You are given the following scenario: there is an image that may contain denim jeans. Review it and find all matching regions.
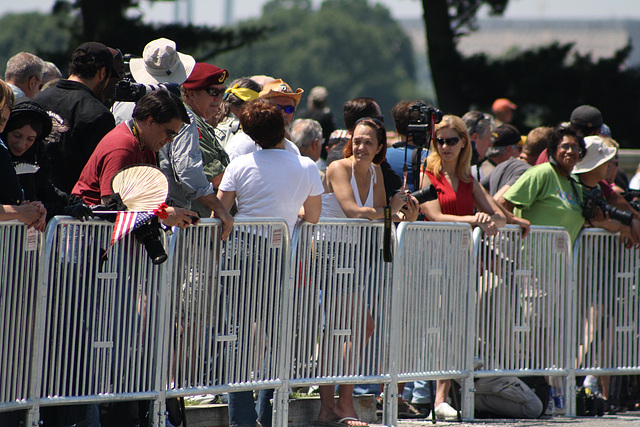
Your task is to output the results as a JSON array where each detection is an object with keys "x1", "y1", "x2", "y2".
[{"x1": 228, "y1": 389, "x2": 273, "y2": 427}]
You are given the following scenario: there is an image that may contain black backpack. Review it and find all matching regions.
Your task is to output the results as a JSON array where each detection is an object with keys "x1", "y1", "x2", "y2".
[{"x1": 576, "y1": 387, "x2": 605, "y2": 416}]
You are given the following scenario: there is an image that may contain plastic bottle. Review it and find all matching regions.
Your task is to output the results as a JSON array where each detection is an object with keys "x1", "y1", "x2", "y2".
[{"x1": 551, "y1": 376, "x2": 565, "y2": 415}]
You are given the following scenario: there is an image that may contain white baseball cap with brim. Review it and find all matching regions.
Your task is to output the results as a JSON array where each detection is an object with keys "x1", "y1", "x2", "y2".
[
  {"x1": 129, "y1": 38, "x2": 195, "y2": 85},
  {"x1": 573, "y1": 135, "x2": 616, "y2": 174}
]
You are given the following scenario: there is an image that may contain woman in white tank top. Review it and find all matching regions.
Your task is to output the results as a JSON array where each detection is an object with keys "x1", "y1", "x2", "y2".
[{"x1": 317, "y1": 117, "x2": 419, "y2": 426}]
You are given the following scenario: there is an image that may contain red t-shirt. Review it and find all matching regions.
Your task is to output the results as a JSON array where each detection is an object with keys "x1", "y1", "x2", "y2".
[
  {"x1": 72, "y1": 122, "x2": 157, "y2": 205},
  {"x1": 426, "y1": 171, "x2": 474, "y2": 215}
]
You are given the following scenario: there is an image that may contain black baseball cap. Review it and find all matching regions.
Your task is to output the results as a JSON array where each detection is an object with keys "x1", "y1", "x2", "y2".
[
  {"x1": 570, "y1": 105, "x2": 603, "y2": 129},
  {"x1": 73, "y1": 42, "x2": 117, "y2": 77},
  {"x1": 491, "y1": 124, "x2": 521, "y2": 147}
]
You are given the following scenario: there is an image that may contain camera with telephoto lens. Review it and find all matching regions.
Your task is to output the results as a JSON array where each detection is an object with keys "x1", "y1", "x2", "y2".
[
  {"x1": 623, "y1": 189, "x2": 640, "y2": 212},
  {"x1": 583, "y1": 186, "x2": 633, "y2": 226},
  {"x1": 133, "y1": 218, "x2": 168, "y2": 265},
  {"x1": 115, "y1": 79, "x2": 181, "y2": 102},
  {"x1": 410, "y1": 184, "x2": 438, "y2": 204},
  {"x1": 407, "y1": 102, "x2": 444, "y2": 148}
]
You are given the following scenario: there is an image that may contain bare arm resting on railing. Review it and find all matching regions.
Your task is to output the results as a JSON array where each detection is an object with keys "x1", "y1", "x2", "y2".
[{"x1": 0, "y1": 201, "x2": 47, "y2": 231}]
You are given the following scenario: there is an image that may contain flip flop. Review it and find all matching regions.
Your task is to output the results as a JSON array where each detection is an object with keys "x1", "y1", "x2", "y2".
[{"x1": 314, "y1": 417, "x2": 369, "y2": 427}]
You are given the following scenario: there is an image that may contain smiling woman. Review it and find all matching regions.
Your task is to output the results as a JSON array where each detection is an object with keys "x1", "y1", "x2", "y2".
[{"x1": 501, "y1": 125, "x2": 586, "y2": 243}]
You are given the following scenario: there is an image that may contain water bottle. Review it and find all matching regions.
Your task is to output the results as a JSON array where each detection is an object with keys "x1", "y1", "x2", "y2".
[{"x1": 550, "y1": 376, "x2": 565, "y2": 415}]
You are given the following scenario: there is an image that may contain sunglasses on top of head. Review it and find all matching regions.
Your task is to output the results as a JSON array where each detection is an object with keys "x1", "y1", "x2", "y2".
[{"x1": 435, "y1": 136, "x2": 461, "y2": 147}]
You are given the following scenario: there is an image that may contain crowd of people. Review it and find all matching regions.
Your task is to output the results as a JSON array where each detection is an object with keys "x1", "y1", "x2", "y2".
[{"x1": 2, "y1": 38, "x2": 640, "y2": 427}]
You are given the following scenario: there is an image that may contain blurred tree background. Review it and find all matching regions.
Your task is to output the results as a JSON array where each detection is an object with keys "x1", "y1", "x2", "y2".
[
  {"x1": 214, "y1": 0, "x2": 419, "y2": 124},
  {"x1": 0, "y1": 0, "x2": 639, "y2": 145}
]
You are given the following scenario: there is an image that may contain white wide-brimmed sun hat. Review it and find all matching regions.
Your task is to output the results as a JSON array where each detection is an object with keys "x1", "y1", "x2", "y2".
[
  {"x1": 573, "y1": 135, "x2": 616, "y2": 174},
  {"x1": 129, "y1": 38, "x2": 195, "y2": 85}
]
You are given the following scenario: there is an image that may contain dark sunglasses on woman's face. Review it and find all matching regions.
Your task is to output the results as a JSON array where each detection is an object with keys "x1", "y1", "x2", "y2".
[
  {"x1": 276, "y1": 104, "x2": 296, "y2": 114},
  {"x1": 435, "y1": 136, "x2": 461, "y2": 146}
]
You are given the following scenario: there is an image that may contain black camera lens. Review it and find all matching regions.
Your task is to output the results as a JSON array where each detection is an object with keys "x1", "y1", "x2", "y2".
[
  {"x1": 133, "y1": 222, "x2": 168, "y2": 265},
  {"x1": 410, "y1": 185, "x2": 438, "y2": 204}
]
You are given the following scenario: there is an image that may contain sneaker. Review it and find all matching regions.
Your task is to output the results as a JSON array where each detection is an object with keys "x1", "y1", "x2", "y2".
[{"x1": 428, "y1": 402, "x2": 458, "y2": 420}]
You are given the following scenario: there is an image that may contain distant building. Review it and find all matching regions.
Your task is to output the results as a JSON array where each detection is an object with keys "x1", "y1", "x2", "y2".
[{"x1": 400, "y1": 18, "x2": 640, "y2": 68}]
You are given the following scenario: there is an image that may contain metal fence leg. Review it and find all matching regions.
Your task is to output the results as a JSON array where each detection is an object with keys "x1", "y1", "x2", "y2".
[
  {"x1": 566, "y1": 372, "x2": 576, "y2": 417},
  {"x1": 27, "y1": 406, "x2": 40, "y2": 427},
  {"x1": 273, "y1": 383, "x2": 290, "y2": 426},
  {"x1": 151, "y1": 395, "x2": 166, "y2": 427},
  {"x1": 461, "y1": 375, "x2": 475, "y2": 421},
  {"x1": 382, "y1": 381, "x2": 398, "y2": 426}
]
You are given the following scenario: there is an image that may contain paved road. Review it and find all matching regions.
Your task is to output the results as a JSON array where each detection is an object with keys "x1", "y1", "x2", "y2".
[{"x1": 368, "y1": 411, "x2": 640, "y2": 426}]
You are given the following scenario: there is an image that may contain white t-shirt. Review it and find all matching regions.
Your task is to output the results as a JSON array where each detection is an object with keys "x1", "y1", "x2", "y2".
[
  {"x1": 226, "y1": 131, "x2": 300, "y2": 161},
  {"x1": 219, "y1": 149, "x2": 324, "y2": 234}
]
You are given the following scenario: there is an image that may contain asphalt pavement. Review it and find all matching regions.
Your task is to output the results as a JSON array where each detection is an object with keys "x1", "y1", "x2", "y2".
[{"x1": 369, "y1": 411, "x2": 640, "y2": 426}]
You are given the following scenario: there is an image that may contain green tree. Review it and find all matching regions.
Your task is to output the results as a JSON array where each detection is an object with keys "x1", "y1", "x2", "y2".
[
  {"x1": 460, "y1": 42, "x2": 640, "y2": 147},
  {"x1": 216, "y1": 0, "x2": 418, "y2": 122},
  {"x1": 420, "y1": 0, "x2": 508, "y2": 114},
  {"x1": 50, "y1": 0, "x2": 268, "y2": 62},
  {"x1": 0, "y1": 12, "x2": 72, "y2": 75}
]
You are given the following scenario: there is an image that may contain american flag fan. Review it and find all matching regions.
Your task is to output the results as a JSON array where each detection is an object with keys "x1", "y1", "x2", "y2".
[
  {"x1": 107, "y1": 164, "x2": 169, "y2": 246},
  {"x1": 110, "y1": 210, "x2": 156, "y2": 246}
]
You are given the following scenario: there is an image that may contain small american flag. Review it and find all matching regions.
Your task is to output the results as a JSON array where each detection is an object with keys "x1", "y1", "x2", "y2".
[{"x1": 110, "y1": 211, "x2": 155, "y2": 245}]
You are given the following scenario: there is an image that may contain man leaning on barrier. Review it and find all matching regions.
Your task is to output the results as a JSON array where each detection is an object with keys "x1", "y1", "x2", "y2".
[{"x1": 72, "y1": 90, "x2": 199, "y2": 229}]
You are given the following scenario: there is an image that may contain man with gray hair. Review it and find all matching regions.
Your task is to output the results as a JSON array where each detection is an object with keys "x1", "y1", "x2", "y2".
[
  {"x1": 4, "y1": 52, "x2": 45, "y2": 102},
  {"x1": 291, "y1": 118, "x2": 323, "y2": 161},
  {"x1": 462, "y1": 110, "x2": 494, "y2": 180}
]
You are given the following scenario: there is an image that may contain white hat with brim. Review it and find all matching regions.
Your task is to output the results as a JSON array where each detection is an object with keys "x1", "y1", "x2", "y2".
[
  {"x1": 573, "y1": 135, "x2": 616, "y2": 174},
  {"x1": 129, "y1": 38, "x2": 195, "y2": 85}
]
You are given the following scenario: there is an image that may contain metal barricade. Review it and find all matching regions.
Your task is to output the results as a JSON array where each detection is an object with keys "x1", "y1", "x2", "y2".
[
  {"x1": 388, "y1": 222, "x2": 476, "y2": 423},
  {"x1": 473, "y1": 225, "x2": 573, "y2": 414},
  {"x1": 288, "y1": 220, "x2": 394, "y2": 402},
  {"x1": 572, "y1": 229, "x2": 640, "y2": 407},
  {"x1": 165, "y1": 219, "x2": 290, "y2": 425},
  {"x1": 0, "y1": 221, "x2": 42, "y2": 421},
  {"x1": 33, "y1": 217, "x2": 168, "y2": 424}
]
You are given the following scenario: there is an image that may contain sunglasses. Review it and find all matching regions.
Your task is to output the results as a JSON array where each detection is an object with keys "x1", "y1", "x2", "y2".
[
  {"x1": 275, "y1": 104, "x2": 296, "y2": 114},
  {"x1": 205, "y1": 87, "x2": 225, "y2": 97},
  {"x1": 435, "y1": 136, "x2": 461, "y2": 146}
]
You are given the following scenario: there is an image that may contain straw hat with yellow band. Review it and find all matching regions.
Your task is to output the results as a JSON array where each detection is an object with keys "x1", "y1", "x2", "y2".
[{"x1": 223, "y1": 84, "x2": 260, "y2": 102}]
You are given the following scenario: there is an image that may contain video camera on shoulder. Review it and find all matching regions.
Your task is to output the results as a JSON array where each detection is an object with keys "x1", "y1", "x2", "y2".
[
  {"x1": 407, "y1": 102, "x2": 444, "y2": 148},
  {"x1": 583, "y1": 186, "x2": 633, "y2": 226},
  {"x1": 115, "y1": 79, "x2": 182, "y2": 103}
]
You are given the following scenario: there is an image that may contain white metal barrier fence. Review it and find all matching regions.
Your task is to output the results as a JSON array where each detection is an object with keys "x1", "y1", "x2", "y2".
[
  {"x1": 288, "y1": 220, "x2": 395, "y2": 388},
  {"x1": 164, "y1": 219, "x2": 291, "y2": 425},
  {"x1": 35, "y1": 217, "x2": 169, "y2": 424},
  {"x1": 387, "y1": 222, "x2": 475, "y2": 423},
  {"x1": 2, "y1": 218, "x2": 639, "y2": 425},
  {"x1": 473, "y1": 225, "x2": 574, "y2": 415},
  {"x1": 0, "y1": 221, "x2": 41, "y2": 417},
  {"x1": 572, "y1": 229, "x2": 640, "y2": 411}
]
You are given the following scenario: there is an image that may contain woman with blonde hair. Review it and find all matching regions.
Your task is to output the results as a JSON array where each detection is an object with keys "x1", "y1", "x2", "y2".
[
  {"x1": 419, "y1": 114, "x2": 505, "y2": 235},
  {"x1": 418, "y1": 114, "x2": 505, "y2": 420}
]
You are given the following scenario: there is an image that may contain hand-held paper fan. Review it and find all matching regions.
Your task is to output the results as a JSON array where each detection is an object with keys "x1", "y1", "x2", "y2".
[{"x1": 110, "y1": 164, "x2": 168, "y2": 211}]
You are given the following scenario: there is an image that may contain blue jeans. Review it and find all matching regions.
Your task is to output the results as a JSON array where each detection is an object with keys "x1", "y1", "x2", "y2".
[{"x1": 228, "y1": 389, "x2": 273, "y2": 427}]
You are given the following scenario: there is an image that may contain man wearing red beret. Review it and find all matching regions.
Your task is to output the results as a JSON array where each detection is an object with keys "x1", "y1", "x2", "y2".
[{"x1": 157, "y1": 62, "x2": 233, "y2": 235}]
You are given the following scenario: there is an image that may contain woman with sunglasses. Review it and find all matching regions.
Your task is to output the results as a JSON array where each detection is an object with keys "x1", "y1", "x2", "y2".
[
  {"x1": 317, "y1": 117, "x2": 419, "y2": 427},
  {"x1": 419, "y1": 115, "x2": 505, "y2": 235},
  {"x1": 417, "y1": 114, "x2": 505, "y2": 420}
]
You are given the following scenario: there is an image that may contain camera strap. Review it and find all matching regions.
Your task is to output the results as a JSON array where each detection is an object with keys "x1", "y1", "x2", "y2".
[
  {"x1": 411, "y1": 146, "x2": 423, "y2": 191},
  {"x1": 383, "y1": 206, "x2": 393, "y2": 262}
]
